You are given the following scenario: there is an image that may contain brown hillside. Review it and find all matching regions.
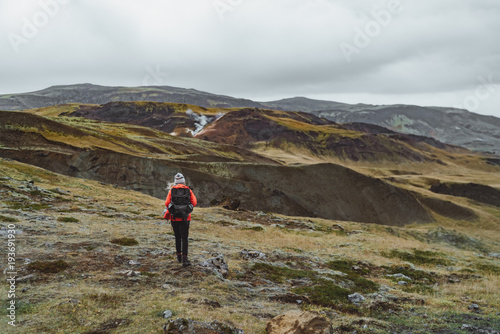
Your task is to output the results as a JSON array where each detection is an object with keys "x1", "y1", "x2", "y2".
[
  {"x1": 0, "y1": 110, "x2": 436, "y2": 225},
  {"x1": 196, "y1": 108, "x2": 467, "y2": 164}
]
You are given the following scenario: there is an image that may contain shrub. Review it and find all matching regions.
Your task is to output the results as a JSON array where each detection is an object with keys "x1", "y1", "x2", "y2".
[
  {"x1": 327, "y1": 260, "x2": 379, "y2": 293},
  {"x1": 327, "y1": 260, "x2": 370, "y2": 276},
  {"x1": 110, "y1": 237, "x2": 139, "y2": 246},
  {"x1": 242, "y1": 226, "x2": 264, "y2": 231},
  {"x1": 57, "y1": 216, "x2": 79, "y2": 223},
  {"x1": 7, "y1": 201, "x2": 50, "y2": 211},
  {"x1": 27, "y1": 259, "x2": 70, "y2": 273},
  {"x1": 292, "y1": 279, "x2": 358, "y2": 313},
  {"x1": 250, "y1": 263, "x2": 314, "y2": 283},
  {"x1": 0, "y1": 215, "x2": 18, "y2": 223},
  {"x1": 87, "y1": 293, "x2": 125, "y2": 308},
  {"x1": 384, "y1": 249, "x2": 450, "y2": 266},
  {"x1": 474, "y1": 262, "x2": 500, "y2": 275}
]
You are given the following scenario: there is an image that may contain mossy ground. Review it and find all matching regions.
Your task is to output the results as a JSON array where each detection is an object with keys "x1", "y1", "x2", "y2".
[
  {"x1": 110, "y1": 237, "x2": 139, "y2": 246},
  {"x1": 57, "y1": 216, "x2": 80, "y2": 223},
  {"x1": 27, "y1": 260, "x2": 70, "y2": 273},
  {"x1": 0, "y1": 158, "x2": 499, "y2": 333}
]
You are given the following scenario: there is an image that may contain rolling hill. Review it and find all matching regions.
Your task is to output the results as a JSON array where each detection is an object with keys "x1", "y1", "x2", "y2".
[
  {"x1": 1, "y1": 84, "x2": 500, "y2": 153},
  {"x1": 1, "y1": 103, "x2": 499, "y2": 227}
]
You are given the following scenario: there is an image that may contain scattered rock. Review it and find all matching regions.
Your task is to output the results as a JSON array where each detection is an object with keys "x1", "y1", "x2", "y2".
[
  {"x1": 269, "y1": 293, "x2": 311, "y2": 305},
  {"x1": 367, "y1": 300, "x2": 401, "y2": 312},
  {"x1": 128, "y1": 260, "x2": 141, "y2": 265},
  {"x1": 163, "y1": 310, "x2": 173, "y2": 319},
  {"x1": 116, "y1": 270, "x2": 141, "y2": 277},
  {"x1": 386, "y1": 273, "x2": 412, "y2": 281},
  {"x1": 460, "y1": 324, "x2": 500, "y2": 334},
  {"x1": 488, "y1": 253, "x2": 500, "y2": 259},
  {"x1": 468, "y1": 303, "x2": 480, "y2": 311},
  {"x1": 348, "y1": 293, "x2": 366, "y2": 304},
  {"x1": 240, "y1": 249, "x2": 266, "y2": 260},
  {"x1": 200, "y1": 254, "x2": 229, "y2": 278},
  {"x1": 426, "y1": 227, "x2": 488, "y2": 253},
  {"x1": 186, "y1": 298, "x2": 222, "y2": 308},
  {"x1": 16, "y1": 273, "x2": 38, "y2": 283},
  {"x1": 232, "y1": 281, "x2": 253, "y2": 289},
  {"x1": 163, "y1": 318, "x2": 243, "y2": 334},
  {"x1": 266, "y1": 310, "x2": 332, "y2": 334},
  {"x1": 84, "y1": 318, "x2": 130, "y2": 334},
  {"x1": 314, "y1": 268, "x2": 347, "y2": 277},
  {"x1": 162, "y1": 284, "x2": 175, "y2": 291},
  {"x1": 398, "y1": 281, "x2": 408, "y2": 286}
]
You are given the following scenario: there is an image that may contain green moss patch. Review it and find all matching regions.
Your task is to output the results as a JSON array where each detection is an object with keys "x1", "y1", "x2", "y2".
[
  {"x1": 327, "y1": 260, "x2": 370, "y2": 276},
  {"x1": 57, "y1": 216, "x2": 79, "y2": 223},
  {"x1": 327, "y1": 260, "x2": 379, "y2": 293},
  {"x1": 86, "y1": 293, "x2": 125, "y2": 309},
  {"x1": 0, "y1": 215, "x2": 18, "y2": 222},
  {"x1": 401, "y1": 284, "x2": 435, "y2": 295},
  {"x1": 346, "y1": 275, "x2": 379, "y2": 294},
  {"x1": 250, "y1": 263, "x2": 314, "y2": 283},
  {"x1": 7, "y1": 201, "x2": 51, "y2": 211},
  {"x1": 27, "y1": 259, "x2": 70, "y2": 273},
  {"x1": 474, "y1": 261, "x2": 500, "y2": 275},
  {"x1": 242, "y1": 226, "x2": 264, "y2": 231},
  {"x1": 110, "y1": 237, "x2": 139, "y2": 246},
  {"x1": 293, "y1": 279, "x2": 351, "y2": 306},
  {"x1": 384, "y1": 249, "x2": 450, "y2": 266},
  {"x1": 251, "y1": 262, "x2": 377, "y2": 312}
]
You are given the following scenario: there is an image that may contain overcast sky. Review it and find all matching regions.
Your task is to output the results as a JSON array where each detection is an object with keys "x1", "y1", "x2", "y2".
[{"x1": 1, "y1": 0, "x2": 499, "y2": 117}]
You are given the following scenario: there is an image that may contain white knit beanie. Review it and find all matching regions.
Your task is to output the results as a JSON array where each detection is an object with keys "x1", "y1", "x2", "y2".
[{"x1": 174, "y1": 173, "x2": 185, "y2": 184}]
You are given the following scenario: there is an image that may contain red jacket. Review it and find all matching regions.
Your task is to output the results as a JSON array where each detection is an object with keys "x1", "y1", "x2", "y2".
[{"x1": 164, "y1": 184, "x2": 197, "y2": 221}]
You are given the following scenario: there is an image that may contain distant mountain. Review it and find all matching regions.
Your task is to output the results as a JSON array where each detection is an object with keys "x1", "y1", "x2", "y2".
[
  {"x1": 310, "y1": 105, "x2": 500, "y2": 154},
  {"x1": 263, "y1": 98, "x2": 500, "y2": 154},
  {"x1": 0, "y1": 83, "x2": 265, "y2": 111},
  {"x1": 1, "y1": 84, "x2": 499, "y2": 153},
  {"x1": 260, "y1": 96, "x2": 352, "y2": 113}
]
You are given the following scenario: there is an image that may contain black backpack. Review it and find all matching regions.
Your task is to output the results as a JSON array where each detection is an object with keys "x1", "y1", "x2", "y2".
[{"x1": 168, "y1": 187, "x2": 193, "y2": 221}]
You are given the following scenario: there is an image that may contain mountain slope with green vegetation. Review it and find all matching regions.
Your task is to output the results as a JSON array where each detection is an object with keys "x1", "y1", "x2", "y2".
[
  {"x1": 2, "y1": 83, "x2": 499, "y2": 153},
  {"x1": 1, "y1": 106, "x2": 499, "y2": 227}
]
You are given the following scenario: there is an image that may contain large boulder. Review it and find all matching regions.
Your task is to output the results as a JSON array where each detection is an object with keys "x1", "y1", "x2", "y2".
[{"x1": 266, "y1": 311, "x2": 332, "y2": 334}]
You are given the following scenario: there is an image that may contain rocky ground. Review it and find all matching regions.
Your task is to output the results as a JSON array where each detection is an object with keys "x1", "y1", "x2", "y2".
[{"x1": 1, "y1": 159, "x2": 499, "y2": 333}]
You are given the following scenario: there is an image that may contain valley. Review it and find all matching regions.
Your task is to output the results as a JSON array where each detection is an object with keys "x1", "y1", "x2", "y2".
[{"x1": 0, "y1": 97, "x2": 499, "y2": 333}]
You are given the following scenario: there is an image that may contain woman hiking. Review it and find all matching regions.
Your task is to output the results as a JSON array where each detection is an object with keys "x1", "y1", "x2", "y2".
[{"x1": 164, "y1": 173, "x2": 197, "y2": 267}]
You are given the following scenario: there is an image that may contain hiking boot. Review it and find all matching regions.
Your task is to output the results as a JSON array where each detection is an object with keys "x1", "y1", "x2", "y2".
[
  {"x1": 176, "y1": 253, "x2": 182, "y2": 263},
  {"x1": 182, "y1": 256, "x2": 191, "y2": 267}
]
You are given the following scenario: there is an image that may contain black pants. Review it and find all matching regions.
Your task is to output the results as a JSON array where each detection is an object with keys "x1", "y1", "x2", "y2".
[{"x1": 170, "y1": 220, "x2": 190, "y2": 256}]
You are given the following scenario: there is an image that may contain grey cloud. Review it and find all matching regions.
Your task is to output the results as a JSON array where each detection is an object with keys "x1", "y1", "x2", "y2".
[{"x1": 0, "y1": 0, "x2": 498, "y2": 116}]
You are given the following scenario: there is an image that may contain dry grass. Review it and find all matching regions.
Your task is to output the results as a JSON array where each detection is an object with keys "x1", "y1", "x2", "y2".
[{"x1": 1, "y1": 156, "x2": 499, "y2": 333}]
